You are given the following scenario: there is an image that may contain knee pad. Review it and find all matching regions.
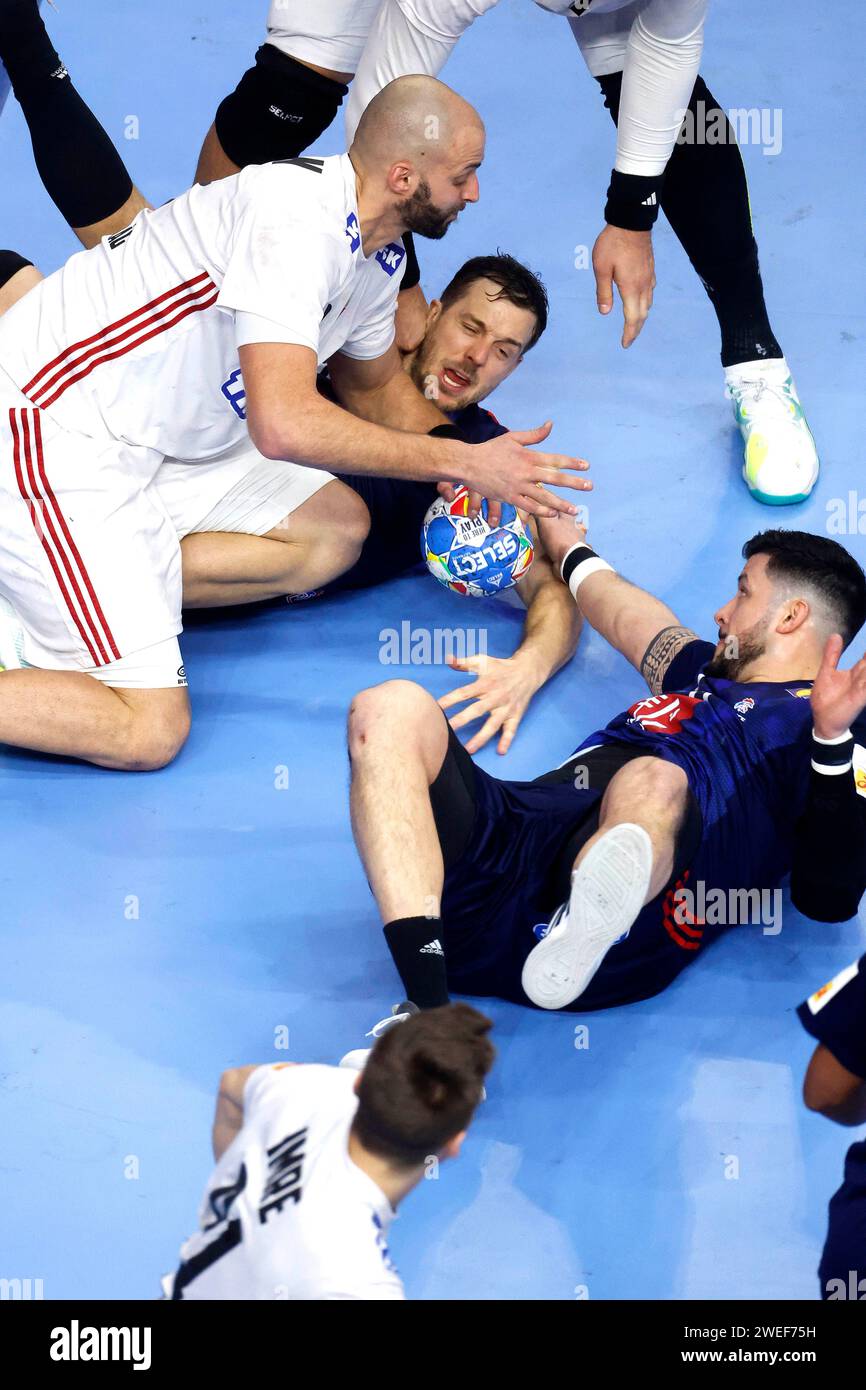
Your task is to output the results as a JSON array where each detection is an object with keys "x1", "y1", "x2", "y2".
[
  {"x1": 215, "y1": 43, "x2": 348, "y2": 168},
  {"x1": 0, "y1": 249, "x2": 34, "y2": 292}
]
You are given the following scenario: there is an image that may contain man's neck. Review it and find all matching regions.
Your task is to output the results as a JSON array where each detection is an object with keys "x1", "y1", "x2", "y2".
[
  {"x1": 347, "y1": 1129, "x2": 424, "y2": 1210},
  {"x1": 349, "y1": 152, "x2": 407, "y2": 258},
  {"x1": 739, "y1": 653, "x2": 821, "y2": 685}
]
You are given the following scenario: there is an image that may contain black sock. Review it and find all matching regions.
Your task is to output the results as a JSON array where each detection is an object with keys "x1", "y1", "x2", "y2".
[
  {"x1": 383, "y1": 917, "x2": 450, "y2": 1010},
  {"x1": 0, "y1": 1, "x2": 133, "y2": 228},
  {"x1": 596, "y1": 72, "x2": 783, "y2": 369}
]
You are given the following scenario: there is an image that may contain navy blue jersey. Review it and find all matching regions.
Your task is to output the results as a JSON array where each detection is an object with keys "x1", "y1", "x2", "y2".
[
  {"x1": 798, "y1": 957, "x2": 866, "y2": 1299},
  {"x1": 573, "y1": 638, "x2": 866, "y2": 898}
]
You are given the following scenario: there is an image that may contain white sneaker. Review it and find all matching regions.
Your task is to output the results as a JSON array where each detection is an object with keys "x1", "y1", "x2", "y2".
[
  {"x1": 339, "y1": 1001, "x2": 419, "y2": 1071},
  {"x1": 725, "y1": 357, "x2": 819, "y2": 505},
  {"x1": 521, "y1": 823, "x2": 653, "y2": 1010},
  {"x1": 0, "y1": 592, "x2": 28, "y2": 672}
]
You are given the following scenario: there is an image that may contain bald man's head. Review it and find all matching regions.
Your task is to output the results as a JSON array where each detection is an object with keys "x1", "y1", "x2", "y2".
[{"x1": 350, "y1": 76, "x2": 485, "y2": 241}]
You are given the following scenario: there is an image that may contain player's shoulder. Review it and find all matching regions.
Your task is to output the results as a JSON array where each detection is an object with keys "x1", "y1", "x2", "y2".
[
  {"x1": 244, "y1": 1060, "x2": 355, "y2": 1119},
  {"x1": 451, "y1": 401, "x2": 509, "y2": 443}
]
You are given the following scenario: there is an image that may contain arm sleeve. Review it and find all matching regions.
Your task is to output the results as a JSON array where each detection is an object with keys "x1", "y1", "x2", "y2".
[
  {"x1": 790, "y1": 727, "x2": 866, "y2": 924},
  {"x1": 345, "y1": 0, "x2": 503, "y2": 141},
  {"x1": 570, "y1": 0, "x2": 706, "y2": 174},
  {"x1": 797, "y1": 955, "x2": 866, "y2": 1080}
]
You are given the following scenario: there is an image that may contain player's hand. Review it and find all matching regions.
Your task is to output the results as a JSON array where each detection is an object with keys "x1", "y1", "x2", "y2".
[
  {"x1": 458, "y1": 422, "x2": 591, "y2": 519},
  {"x1": 592, "y1": 225, "x2": 655, "y2": 348},
  {"x1": 439, "y1": 652, "x2": 540, "y2": 755},
  {"x1": 536, "y1": 512, "x2": 589, "y2": 573},
  {"x1": 436, "y1": 481, "x2": 502, "y2": 530},
  {"x1": 395, "y1": 283, "x2": 429, "y2": 354},
  {"x1": 810, "y1": 634, "x2": 866, "y2": 740}
]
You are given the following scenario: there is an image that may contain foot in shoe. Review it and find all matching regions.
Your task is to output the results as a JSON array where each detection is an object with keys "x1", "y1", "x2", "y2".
[
  {"x1": 521, "y1": 823, "x2": 653, "y2": 1011},
  {"x1": 725, "y1": 357, "x2": 819, "y2": 505},
  {"x1": 339, "y1": 1000, "x2": 419, "y2": 1071}
]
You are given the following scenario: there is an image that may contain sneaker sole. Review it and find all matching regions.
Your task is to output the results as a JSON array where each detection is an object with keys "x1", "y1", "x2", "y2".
[{"x1": 521, "y1": 823, "x2": 653, "y2": 1010}]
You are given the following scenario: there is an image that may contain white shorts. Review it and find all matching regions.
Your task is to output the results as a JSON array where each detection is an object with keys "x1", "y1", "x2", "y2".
[
  {"x1": 0, "y1": 370, "x2": 184, "y2": 688},
  {"x1": 154, "y1": 440, "x2": 335, "y2": 540},
  {"x1": 266, "y1": 0, "x2": 384, "y2": 75}
]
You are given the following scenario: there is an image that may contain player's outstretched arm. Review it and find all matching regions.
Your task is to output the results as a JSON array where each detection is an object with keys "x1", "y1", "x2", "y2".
[
  {"x1": 439, "y1": 530, "x2": 582, "y2": 755},
  {"x1": 241, "y1": 342, "x2": 590, "y2": 516},
  {"x1": 537, "y1": 513, "x2": 697, "y2": 693}
]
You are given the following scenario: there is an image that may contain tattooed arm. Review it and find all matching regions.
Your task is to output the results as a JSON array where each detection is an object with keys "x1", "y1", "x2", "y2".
[{"x1": 536, "y1": 515, "x2": 699, "y2": 693}]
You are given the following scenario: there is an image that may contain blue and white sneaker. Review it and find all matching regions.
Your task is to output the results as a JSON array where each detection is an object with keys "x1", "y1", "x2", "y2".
[
  {"x1": 339, "y1": 1001, "x2": 419, "y2": 1071},
  {"x1": 725, "y1": 358, "x2": 819, "y2": 505},
  {"x1": 521, "y1": 823, "x2": 653, "y2": 1010}
]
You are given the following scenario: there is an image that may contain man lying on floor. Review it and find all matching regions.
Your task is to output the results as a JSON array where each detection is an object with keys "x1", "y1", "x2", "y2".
[{"x1": 343, "y1": 522, "x2": 866, "y2": 1054}]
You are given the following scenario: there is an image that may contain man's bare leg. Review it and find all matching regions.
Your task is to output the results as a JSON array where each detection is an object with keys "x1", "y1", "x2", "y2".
[
  {"x1": 0, "y1": 262, "x2": 42, "y2": 315},
  {"x1": 194, "y1": 56, "x2": 352, "y2": 184},
  {"x1": 522, "y1": 756, "x2": 691, "y2": 1009},
  {"x1": 348, "y1": 681, "x2": 449, "y2": 924},
  {"x1": 180, "y1": 479, "x2": 371, "y2": 607},
  {"x1": 574, "y1": 756, "x2": 689, "y2": 900},
  {"x1": 194, "y1": 123, "x2": 241, "y2": 185},
  {"x1": 0, "y1": 671, "x2": 190, "y2": 770}
]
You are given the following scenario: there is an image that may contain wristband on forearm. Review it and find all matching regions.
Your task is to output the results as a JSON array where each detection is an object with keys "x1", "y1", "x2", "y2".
[
  {"x1": 604, "y1": 169, "x2": 664, "y2": 232},
  {"x1": 561, "y1": 542, "x2": 614, "y2": 600},
  {"x1": 810, "y1": 727, "x2": 855, "y2": 776}
]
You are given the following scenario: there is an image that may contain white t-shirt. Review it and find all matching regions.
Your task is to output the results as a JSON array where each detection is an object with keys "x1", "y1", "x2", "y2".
[
  {"x1": 0, "y1": 155, "x2": 405, "y2": 461},
  {"x1": 163, "y1": 1064, "x2": 405, "y2": 1301}
]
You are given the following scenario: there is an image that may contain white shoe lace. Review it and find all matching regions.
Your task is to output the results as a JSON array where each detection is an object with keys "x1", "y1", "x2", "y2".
[{"x1": 728, "y1": 375, "x2": 798, "y2": 424}]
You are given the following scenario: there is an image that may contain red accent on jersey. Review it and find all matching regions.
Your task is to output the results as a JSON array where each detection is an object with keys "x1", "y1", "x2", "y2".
[
  {"x1": 627, "y1": 692, "x2": 702, "y2": 736},
  {"x1": 25, "y1": 273, "x2": 218, "y2": 408},
  {"x1": 10, "y1": 408, "x2": 120, "y2": 666}
]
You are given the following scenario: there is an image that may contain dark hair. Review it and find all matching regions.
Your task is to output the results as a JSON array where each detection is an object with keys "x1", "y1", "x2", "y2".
[
  {"x1": 743, "y1": 529, "x2": 866, "y2": 647},
  {"x1": 352, "y1": 1003, "x2": 495, "y2": 1168},
  {"x1": 438, "y1": 252, "x2": 549, "y2": 351}
]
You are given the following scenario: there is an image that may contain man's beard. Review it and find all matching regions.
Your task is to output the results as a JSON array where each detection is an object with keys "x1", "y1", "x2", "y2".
[
  {"x1": 704, "y1": 619, "x2": 769, "y2": 681},
  {"x1": 403, "y1": 178, "x2": 457, "y2": 240}
]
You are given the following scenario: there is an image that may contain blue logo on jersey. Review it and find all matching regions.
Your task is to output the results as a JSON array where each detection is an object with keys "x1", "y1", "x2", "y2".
[
  {"x1": 376, "y1": 242, "x2": 405, "y2": 276},
  {"x1": 345, "y1": 212, "x2": 361, "y2": 253},
  {"x1": 221, "y1": 367, "x2": 246, "y2": 420}
]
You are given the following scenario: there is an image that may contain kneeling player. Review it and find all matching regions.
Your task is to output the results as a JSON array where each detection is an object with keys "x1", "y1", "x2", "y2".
[
  {"x1": 162, "y1": 1003, "x2": 493, "y2": 1300},
  {"x1": 346, "y1": 527, "x2": 866, "y2": 1036}
]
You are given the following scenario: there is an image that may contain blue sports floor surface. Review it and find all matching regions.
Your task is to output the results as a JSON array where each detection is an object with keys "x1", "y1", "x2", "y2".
[{"x1": 1, "y1": 0, "x2": 864, "y2": 1299}]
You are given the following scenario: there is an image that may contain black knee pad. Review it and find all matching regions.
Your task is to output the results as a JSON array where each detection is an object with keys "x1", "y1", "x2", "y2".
[
  {"x1": 0, "y1": 249, "x2": 33, "y2": 291},
  {"x1": 215, "y1": 43, "x2": 348, "y2": 168}
]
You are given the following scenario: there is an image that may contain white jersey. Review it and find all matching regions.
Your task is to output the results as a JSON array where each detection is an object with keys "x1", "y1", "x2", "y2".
[
  {"x1": 0, "y1": 155, "x2": 405, "y2": 462},
  {"x1": 163, "y1": 1065, "x2": 405, "y2": 1301}
]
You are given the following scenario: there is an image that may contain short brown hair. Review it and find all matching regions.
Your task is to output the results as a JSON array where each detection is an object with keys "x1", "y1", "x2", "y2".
[
  {"x1": 352, "y1": 1003, "x2": 495, "y2": 1167},
  {"x1": 439, "y1": 253, "x2": 549, "y2": 351}
]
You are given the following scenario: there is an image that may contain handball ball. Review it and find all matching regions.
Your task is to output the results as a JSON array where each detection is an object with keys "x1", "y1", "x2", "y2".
[{"x1": 421, "y1": 487, "x2": 534, "y2": 597}]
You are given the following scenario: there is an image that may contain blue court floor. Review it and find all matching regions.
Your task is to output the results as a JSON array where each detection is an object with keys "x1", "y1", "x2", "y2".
[{"x1": 1, "y1": 0, "x2": 864, "y2": 1300}]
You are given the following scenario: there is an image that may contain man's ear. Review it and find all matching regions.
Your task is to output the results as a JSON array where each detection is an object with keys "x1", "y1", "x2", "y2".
[
  {"x1": 425, "y1": 298, "x2": 443, "y2": 332},
  {"x1": 387, "y1": 160, "x2": 416, "y2": 197},
  {"x1": 353, "y1": 1072, "x2": 362, "y2": 1095},
  {"x1": 439, "y1": 1129, "x2": 467, "y2": 1161},
  {"x1": 778, "y1": 597, "x2": 811, "y2": 634}
]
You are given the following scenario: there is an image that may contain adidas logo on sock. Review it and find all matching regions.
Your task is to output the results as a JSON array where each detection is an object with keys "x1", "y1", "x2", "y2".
[{"x1": 420, "y1": 939, "x2": 443, "y2": 956}]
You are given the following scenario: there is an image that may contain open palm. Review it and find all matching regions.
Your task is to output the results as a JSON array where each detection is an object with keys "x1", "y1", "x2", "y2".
[{"x1": 811, "y1": 634, "x2": 866, "y2": 740}]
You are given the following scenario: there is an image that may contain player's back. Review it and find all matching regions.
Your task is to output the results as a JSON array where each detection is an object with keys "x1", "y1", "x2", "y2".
[
  {"x1": 0, "y1": 160, "x2": 353, "y2": 461},
  {"x1": 164, "y1": 1064, "x2": 405, "y2": 1301}
]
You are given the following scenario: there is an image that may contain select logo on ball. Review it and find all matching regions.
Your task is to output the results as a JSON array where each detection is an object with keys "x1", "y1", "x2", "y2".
[{"x1": 421, "y1": 487, "x2": 534, "y2": 597}]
